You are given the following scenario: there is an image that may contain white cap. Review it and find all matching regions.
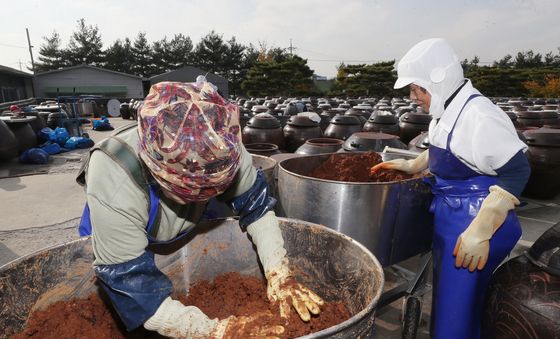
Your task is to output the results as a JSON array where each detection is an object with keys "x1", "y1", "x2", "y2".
[{"x1": 394, "y1": 38, "x2": 465, "y2": 118}]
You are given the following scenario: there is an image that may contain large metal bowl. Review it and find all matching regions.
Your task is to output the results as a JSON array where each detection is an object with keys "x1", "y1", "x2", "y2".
[
  {"x1": 277, "y1": 152, "x2": 433, "y2": 267},
  {"x1": 0, "y1": 218, "x2": 384, "y2": 339}
]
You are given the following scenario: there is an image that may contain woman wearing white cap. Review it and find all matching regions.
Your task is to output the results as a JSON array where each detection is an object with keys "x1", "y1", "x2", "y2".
[{"x1": 371, "y1": 38, "x2": 530, "y2": 339}]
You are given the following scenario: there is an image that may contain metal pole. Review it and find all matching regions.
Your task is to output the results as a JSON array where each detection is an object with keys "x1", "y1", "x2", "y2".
[
  {"x1": 26, "y1": 28, "x2": 35, "y2": 73},
  {"x1": 26, "y1": 28, "x2": 37, "y2": 98}
]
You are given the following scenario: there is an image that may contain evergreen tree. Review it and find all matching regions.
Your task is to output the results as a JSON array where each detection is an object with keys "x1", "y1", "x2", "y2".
[
  {"x1": 493, "y1": 54, "x2": 514, "y2": 68},
  {"x1": 66, "y1": 18, "x2": 104, "y2": 66},
  {"x1": 105, "y1": 38, "x2": 134, "y2": 74},
  {"x1": 333, "y1": 61, "x2": 398, "y2": 97},
  {"x1": 224, "y1": 37, "x2": 246, "y2": 96},
  {"x1": 131, "y1": 32, "x2": 153, "y2": 78},
  {"x1": 151, "y1": 34, "x2": 194, "y2": 75},
  {"x1": 151, "y1": 37, "x2": 171, "y2": 75},
  {"x1": 167, "y1": 34, "x2": 193, "y2": 69},
  {"x1": 194, "y1": 31, "x2": 228, "y2": 75},
  {"x1": 514, "y1": 50, "x2": 543, "y2": 68},
  {"x1": 34, "y1": 31, "x2": 68, "y2": 72},
  {"x1": 241, "y1": 55, "x2": 314, "y2": 97}
]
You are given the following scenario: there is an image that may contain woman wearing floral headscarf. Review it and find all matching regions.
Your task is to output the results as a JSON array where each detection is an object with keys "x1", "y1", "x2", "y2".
[{"x1": 77, "y1": 79, "x2": 323, "y2": 338}]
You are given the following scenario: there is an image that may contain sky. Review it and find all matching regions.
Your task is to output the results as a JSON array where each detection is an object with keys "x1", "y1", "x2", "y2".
[{"x1": 1, "y1": 0, "x2": 559, "y2": 78}]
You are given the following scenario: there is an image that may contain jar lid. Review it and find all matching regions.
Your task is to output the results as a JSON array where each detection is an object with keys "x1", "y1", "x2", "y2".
[
  {"x1": 368, "y1": 111, "x2": 398, "y2": 124},
  {"x1": 287, "y1": 115, "x2": 319, "y2": 127},
  {"x1": 343, "y1": 132, "x2": 407, "y2": 152},
  {"x1": 540, "y1": 110, "x2": 559, "y2": 119},
  {"x1": 399, "y1": 112, "x2": 432, "y2": 125},
  {"x1": 330, "y1": 114, "x2": 362, "y2": 125},
  {"x1": 523, "y1": 128, "x2": 560, "y2": 146},
  {"x1": 526, "y1": 222, "x2": 560, "y2": 276},
  {"x1": 516, "y1": 111, "x2": 542, "y2": 119},
  {"x1": 246, "y1": 113, "x2": 281, "y2": 129},
  {"x1": 251, "y1": 105, "x2": 270, "y2": 113}
]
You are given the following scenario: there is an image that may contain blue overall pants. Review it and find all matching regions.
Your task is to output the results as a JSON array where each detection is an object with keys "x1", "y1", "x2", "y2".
[{"x1": 427, "y1": 94, "x2": 522, "y2": 339}]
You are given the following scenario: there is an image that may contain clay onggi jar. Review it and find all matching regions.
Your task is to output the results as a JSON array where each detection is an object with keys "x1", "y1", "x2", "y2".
[
  {"x1": 521, "y1": 128, "x2": 560, "y2": 199},
  {"x1": 242, "y1": 113, "x2": 285, "y2": 149},
  {"x1": 283, "y1": 115, "x2": 322, "y2": 152},
  {"x1": 363, "y1": 111, "x2": 399, "y2": 136},
  {"x1": 398, "y1": 112, "x2": 431, "y2": 145},
  {"x1": 323, "y1": 114, "x2": 362, "y2": 141}
]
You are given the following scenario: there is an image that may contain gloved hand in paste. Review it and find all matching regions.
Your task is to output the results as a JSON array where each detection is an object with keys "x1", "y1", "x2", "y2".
[
  {"x1": 370, "y1": 149, "x2": 429, "y2": 175},
  {"x1": 453, "y1": 185, "x2": 520, "y2": 272},
  {"x1": 144, "y1": 297, "x2": 284, "y2": 338},
  {"x1": 247, "y1": 211, "x2": 324, "y2": 321}
]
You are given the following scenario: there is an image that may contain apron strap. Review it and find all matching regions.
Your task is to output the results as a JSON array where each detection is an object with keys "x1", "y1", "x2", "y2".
[{"x1": 446, "y1": 94, "x2": 481, "y2": 149}]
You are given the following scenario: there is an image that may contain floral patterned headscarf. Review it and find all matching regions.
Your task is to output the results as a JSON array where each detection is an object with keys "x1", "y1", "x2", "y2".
[{"x1": 138, "y1": 81, "x2": 241, "y2": 202}]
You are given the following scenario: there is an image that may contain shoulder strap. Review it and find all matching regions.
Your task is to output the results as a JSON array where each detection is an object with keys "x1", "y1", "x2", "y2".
[{"x1": 76, "y1": 122, "x2": 162, "y2": 237}]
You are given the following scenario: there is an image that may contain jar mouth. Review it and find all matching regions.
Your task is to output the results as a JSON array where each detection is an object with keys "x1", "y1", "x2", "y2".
[
  {"x1": 244, "y1": 143, "x2": 279, "y2": 151},
  {"x1": 306, "y1": 138, "x2": 344, "y2": 146}
]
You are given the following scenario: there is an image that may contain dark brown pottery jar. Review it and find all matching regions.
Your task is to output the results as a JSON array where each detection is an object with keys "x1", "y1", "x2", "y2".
[
  {"x1": 408, "y1": 131, "x2": 430, "y2": 153},
  {"x1": 482, "y1": 223, "x2": 560, "y2": 339},
  {"x1": 339, "y1": 132, "x2": 407, "y2": 153},
  {"x1": 244, "y1": 143, "x2": 281, "y2": 157},
  {"x1": 0, "y1": 119, "x2": 18, "y2": 161},
  {"x1": 398, "y1": 112, "x2": 432, "y2": 144},
  {"x1": 522, "y1": 128, "x2": 560, "y2": 199},
  {"x1": 24, "y1": 112, "x2": 47, "y2": 133},
  {"x1": 323, "y1": 114, "x2": 362, "y2": 140},
  {"x1": 516, "y1": 111, "x2": 544, "y2": 128},
  {"x1": 540, "y1": 110, "x2": 559, "y2": 126},
  {"x1": 363, "y1": 111, "x2": 399, "y2": 136},
  {"x1": 344, "y1": 108, "x2": 368, "y2": 125},
  {"x1": 295, "y1": 138, "x2": 343, "y2": 155},
  {"x1": 283, "y1": 115, "x2": 322, "y2": 152},
  {"x1": 4, "y1": 117, "x2": 38, "y2": 153},
  {"x1": 242, "y1": 113, "x2": 285, "y2": 149}
]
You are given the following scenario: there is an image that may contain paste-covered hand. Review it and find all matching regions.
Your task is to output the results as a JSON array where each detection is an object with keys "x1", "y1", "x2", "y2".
[
  {"x1": 247, "y1": 211, "x2": 324, "y2": 321},
  {"x1": 370, "y1": 150, "x2": 429, "y2": 175},
  {"x1": 145, "y1": 297, "x2": 284, "y2": 338},
  {"x1": 213, "y1": 313, "x2": 285, "y2": 338},
  {"x1": 453, "y1": 185, "x2": 520, "y2": 272},
  {"x1": 266, "y1": 258, "x2": 324, "y2": 321}
]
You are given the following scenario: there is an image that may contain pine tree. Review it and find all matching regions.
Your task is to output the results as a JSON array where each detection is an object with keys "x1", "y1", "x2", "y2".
[
  {"x1": 66, "y1": 18, "x2": 104, "y2": 66},
  {"x1": 131, "y1": 32, "x2": 153, "y2": 78},
  {"x1": 105, "y1": 38, "x2": 134, "y2": 74},
  {"x1": 34, "y1": 31, "x2": 68, "y2": 72},
  {"x1": 194, "y1": 31, "x2": 228, "y2": 75}
]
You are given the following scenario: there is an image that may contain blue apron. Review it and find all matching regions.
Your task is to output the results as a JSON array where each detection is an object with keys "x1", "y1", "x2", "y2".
[{"x1": 427, "y1": 94, "x2": 522, "y2": 339}]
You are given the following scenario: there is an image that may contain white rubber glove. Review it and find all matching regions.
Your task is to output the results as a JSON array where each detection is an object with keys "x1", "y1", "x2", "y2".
[
  {"x1": 144, "y1": 297, "x2": 284, "y2": 338},
  {"x1": 144, "y1": 297, "x2": 218, "y2": 338},
  {"x1": 453, "y1": 185, "x2": 520, "y2": 272},
  {"x1": 247, "y1": 211, "x2": 324, "y2": 322},
  {"x1": 370, "y1": 149, "x2": 429, "y2": 175}
]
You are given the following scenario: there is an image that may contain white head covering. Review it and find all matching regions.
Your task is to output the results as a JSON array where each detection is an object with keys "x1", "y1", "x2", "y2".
[{"x1": 394, "y1": 38, "x2": 465, "y2": 119}]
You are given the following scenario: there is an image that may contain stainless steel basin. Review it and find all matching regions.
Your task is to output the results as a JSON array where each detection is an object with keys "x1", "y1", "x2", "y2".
[{"x1": 277, "y1": 152, "x2": 433, "y2": 267}]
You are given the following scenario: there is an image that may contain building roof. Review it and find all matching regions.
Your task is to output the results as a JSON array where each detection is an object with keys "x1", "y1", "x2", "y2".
[
  {"x1": 0, "y1": 64, "x2": 33, "y2": 77},
  {"x1": 149, "y1": 66, "x2": 228, "y2": 83},
  {"x1": 35, "y1": 64, "x2": 142, "y2": 79}
]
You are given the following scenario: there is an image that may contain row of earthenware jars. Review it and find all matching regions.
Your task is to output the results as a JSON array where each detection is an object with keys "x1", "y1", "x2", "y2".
[{"x1": 242, "y1": 113, "x2": 323, "y2": 152}]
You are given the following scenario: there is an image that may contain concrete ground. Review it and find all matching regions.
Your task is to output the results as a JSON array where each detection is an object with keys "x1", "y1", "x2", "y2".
[{"x1": 0, "y1": 116, "x2": 558, "y2": 338}]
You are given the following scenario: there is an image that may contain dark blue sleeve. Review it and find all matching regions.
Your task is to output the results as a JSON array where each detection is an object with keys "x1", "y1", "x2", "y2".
[
  {"x1": 94, "y1": 251, "x2": 172, "y2": 331},
  {"x1": 495, "y1": 150, "x2": 531, "y2": 198},
  {"x1": 228, "y1": 170, "x2": 276, "y2": 228}
]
